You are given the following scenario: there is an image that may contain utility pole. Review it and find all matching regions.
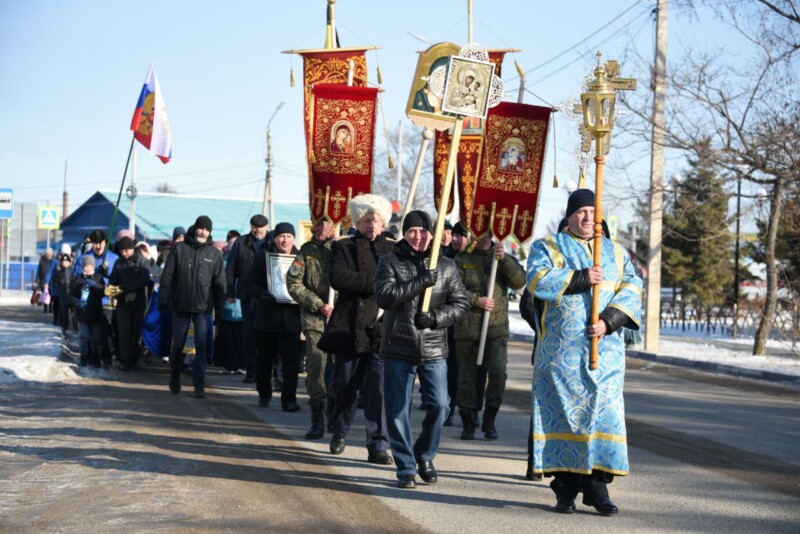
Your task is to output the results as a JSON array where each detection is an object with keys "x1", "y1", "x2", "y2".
[
  {"x1": 645, "y1": 0, "x2": 668, "y2": 353},
  {"x1": 263, "y1": 102, "x2": 285, "y2": 225},
  {"x1": 129, "y1": 145, "x2": 137, "y2": 235},
  {"x1": 732, "y1": 172, "x2": 742, "y2": 338},
  {"x1": 62, "y1": 159, "x2": 69, "y2": 221}
]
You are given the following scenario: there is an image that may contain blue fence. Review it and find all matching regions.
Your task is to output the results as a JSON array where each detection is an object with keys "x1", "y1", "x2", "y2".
[{"x1": 1, "y1": 261, "x2": 40, "y2": 291}]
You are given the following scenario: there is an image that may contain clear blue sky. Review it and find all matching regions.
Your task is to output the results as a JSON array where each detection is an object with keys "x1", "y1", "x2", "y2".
[{"x1": 0, "y1": 0, "x2": 743, "y2": 237}]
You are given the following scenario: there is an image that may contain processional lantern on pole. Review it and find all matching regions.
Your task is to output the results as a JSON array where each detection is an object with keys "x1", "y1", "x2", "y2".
[{"x1": 580, "y1": 51, "x2": 617, "y2": 371}]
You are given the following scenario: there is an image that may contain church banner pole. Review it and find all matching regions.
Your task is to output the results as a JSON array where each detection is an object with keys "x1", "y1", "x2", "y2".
[
  {"x1": 420, "y1": 118, "x2": 463, "y2": 312},
  {"x1": 403, "y1": 127, "x2": 433, "y2": 216}
]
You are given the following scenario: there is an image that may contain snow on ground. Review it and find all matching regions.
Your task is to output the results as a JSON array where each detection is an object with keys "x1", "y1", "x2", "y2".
[{"x1": 0, "y1": 318, "x2": 83, "y2": 384}]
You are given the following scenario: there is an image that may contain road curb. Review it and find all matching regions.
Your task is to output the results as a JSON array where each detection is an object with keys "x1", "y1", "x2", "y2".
[
  {"x1": 508, "y1": 332, "x2": 800, "y2": 387},
  {"x1": 626, "y1": 349, "x2": 800, "y2": 386}
]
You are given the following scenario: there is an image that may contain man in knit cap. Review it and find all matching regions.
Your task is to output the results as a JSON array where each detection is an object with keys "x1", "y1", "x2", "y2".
[
  {"x1": 159, "y1": 216, "x2": 226, "y2": 398},
  {"x1": 526, "y1": 189, "x2": 642, "y2": 515},
  {"x1": 318, "y1": 193, "x2": 395, "y2": 465}
]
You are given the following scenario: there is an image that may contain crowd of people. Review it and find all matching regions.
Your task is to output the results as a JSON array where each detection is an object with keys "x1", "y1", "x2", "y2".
[{"x1": 35, "y1": 188, "x2": 641, "y2": 516}]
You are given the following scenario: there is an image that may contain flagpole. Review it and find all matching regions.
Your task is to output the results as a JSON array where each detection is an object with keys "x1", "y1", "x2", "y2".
[
  {"x1": 110, "y1": 134, "x2": 136, "y2": 242},
  {"x1": 129, "y1": 145, "x2": 137, "y2": 235},
  {"x1": 403, "y1": 128, "x2": 433, "y2": 216}
]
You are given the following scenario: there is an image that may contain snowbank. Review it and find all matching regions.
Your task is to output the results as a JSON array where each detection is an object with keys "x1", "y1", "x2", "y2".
[{"x1": 0, "y1": 319, "x2": 83, "y2": 384}]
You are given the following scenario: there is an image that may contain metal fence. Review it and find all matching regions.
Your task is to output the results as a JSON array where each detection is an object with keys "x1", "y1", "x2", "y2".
[{"x1": 660, "y1": 297, "x2": 800, "y2": 348}]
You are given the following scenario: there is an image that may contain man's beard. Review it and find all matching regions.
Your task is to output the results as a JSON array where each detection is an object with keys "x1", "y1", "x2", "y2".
[{"x1": 196, "y1": 235, "x2": 208, "y2": 243}]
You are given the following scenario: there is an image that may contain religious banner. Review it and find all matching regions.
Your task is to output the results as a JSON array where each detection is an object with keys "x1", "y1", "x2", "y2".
[
  {"x1": 468, "y1": 101, "x2": 551, "y2": 243},
  {"x1": 432, "y1": 49, "x2": 513, "y2": 220},
  {"x1": 309, "y1": 84, "x2": 379, "y2": 224}
]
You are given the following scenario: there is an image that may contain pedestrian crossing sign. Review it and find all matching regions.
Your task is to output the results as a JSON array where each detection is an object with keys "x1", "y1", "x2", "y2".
[{"x1": 38, "y1": 206, "x2": 61, "y2": 229}]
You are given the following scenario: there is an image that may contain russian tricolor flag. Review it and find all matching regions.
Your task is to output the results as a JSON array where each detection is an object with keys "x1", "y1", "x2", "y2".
[{"x1": 130, "y1": 65, "x2": 172, "y2": 164}]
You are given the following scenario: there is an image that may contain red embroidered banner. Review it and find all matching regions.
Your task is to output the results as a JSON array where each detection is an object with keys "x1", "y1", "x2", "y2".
[
  {"x1": 468, "y1": 101, "x2": 551, "y2": 243},
  {"x1": 309, "y1": 84, "x2": 378, "y2": 224}
]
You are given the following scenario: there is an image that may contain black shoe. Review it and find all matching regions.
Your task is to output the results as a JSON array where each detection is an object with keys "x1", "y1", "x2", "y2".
[
  {"x1": 330, "y1": 437, "x2": 346, "y2": 455},
  {"x1": 169, "y1": 376, "x2": 181, "y2": 394},
  {"x1": 555, "y1": 497, "x2": 576, "y2": 514},
  {"x1": 305, "y1": 403, "x2": 325, "y2": 440},
  {"x1": 243, "y1": 373, "x2": 255, "y2": 384},
  {"x1": 525, "y1": 465, "x2": 543, "y2": 481},
  {"x1": 367, "y1": 450, "x2": 394, "y2": 465},
  {"x1": 194, "y1": 388, "x2": 206, "y2": 399},
  {"x1": 582, "y1": 496, "x2": 619, "y2": 516},
  {"x1": 482, "y1": 406, "x2": 499, "y2": 440},
  {"x1": 459, "y1": 409, "x2": 475, "y2": 440},
  {"x1": 258, "y1": 397, "x2": 271, "y2": 408},
  {"x1": 397, "y1": 475, "x2": 416, "y2": 489},
  {"x1": 282, "y1": 402, "x2": 301, "y2": 412},
  {"x1": 417, "y1": 460, "x2": 438, "y2": 484}
]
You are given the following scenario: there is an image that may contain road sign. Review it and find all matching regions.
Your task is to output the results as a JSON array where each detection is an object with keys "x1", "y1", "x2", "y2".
[
  {"x1": 38, "y1": 206, "x2": 61, "y2": 230},
  {"x1": 0, "y1": 188, "x2": 13, "y2": 219},
  {"x1": 608, "y1": 215, "x2": 618, "y2": 241}
]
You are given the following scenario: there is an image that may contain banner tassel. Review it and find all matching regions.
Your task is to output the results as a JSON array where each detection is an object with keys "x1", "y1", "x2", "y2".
[
  {"x1": 376, "y1": 66, "x2": 384, "y2": 85},
  {"x1": 290, "y1": 67, "x2": 296, "y2": 88},
  {"x1": 388, "y1": 154, "x2": 394, "y2": 169},
  {"x1": 552, "y1": 174, "x2": 559, "y2": 188}
]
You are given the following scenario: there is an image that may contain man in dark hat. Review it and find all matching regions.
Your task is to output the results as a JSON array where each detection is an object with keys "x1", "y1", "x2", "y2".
[
  {"x1": 375, "y1": 210, "x2": 469, "y2": 488},
  {"x1": 226, "y1": 213, "x2": 270, "y2": 383},
  {"x1": 109, "y1": 236, "x2": 152, "y2": 371},
  {"x1": 526, "y1": 189, "x2": 642, "y2": 515},
  {"x1": 159, "y1": 215, "x2": 226, "y2": 398},
  {"x1": 245, "y1": 221, "x2": 302, "y2": 411},
  {"x1": 172, "y1": 226, "x2": 186, "y2": 244}
]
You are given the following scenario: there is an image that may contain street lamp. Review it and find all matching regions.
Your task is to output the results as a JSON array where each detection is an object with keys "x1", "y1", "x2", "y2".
[
  {"x1": 263, "y1": 101, "x2": 285, "y2": 225},
  {"x1": 580, "y1": 51, "x2": 617, "y2": 370}
]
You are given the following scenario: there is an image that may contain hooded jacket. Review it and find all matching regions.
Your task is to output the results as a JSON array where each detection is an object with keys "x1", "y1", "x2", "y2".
[
  {"x1": 375, "y1": 240, "x2": 469, "y2": 363},
  {"x1": 158, "y1": 226, "x2": 225, "y2": 315}
]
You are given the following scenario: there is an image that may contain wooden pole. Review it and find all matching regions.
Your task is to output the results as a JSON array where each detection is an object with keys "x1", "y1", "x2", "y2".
[
  {"x1": 403, "y1": 128, "x2": 433, "y2": 216},
  {"x1": 590, "y1": 135, "x2": 605, "y2": 370},
  {"x1": 420, "y1": 119, "x2": 463, "y2": 312},
  {"x1": 476, "y1": 254, "x2": 499, "y2": 366}
]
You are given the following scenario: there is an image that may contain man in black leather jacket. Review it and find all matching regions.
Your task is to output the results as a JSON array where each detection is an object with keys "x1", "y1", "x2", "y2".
[{"x1": 375, "y1": 210, "x2": 469, "y2": 489}]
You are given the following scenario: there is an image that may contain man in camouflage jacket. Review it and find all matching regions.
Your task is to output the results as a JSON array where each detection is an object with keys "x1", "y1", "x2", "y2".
[
  {"x1": 454, "y1": 234, "x2": 526, "y2": 440},
  {"x1": 287, "y1": 217, "x2": 334, "y2": 440}
]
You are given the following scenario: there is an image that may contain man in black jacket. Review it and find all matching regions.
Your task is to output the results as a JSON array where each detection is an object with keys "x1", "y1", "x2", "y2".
[
  {"x1": 375, "y1": 210, "x2": 469, "y2": 489},
  {"x1": 318, "y1": 194, "x2": 395, "y2": 465},
  {"x1": 158, "y1": 216, "x2": 226, "y2": 398},
  {"x1": 245, "y1": 222, "x2": 303, "y2": 411},
  {"x1": 109, "y1": 237, "x2": 152, "y2": 371},
  {"x1": 226, "y1": 214, "x2": 269, "y2": 383}
]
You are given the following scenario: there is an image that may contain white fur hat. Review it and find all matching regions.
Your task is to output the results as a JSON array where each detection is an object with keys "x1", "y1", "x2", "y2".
[
  {"x1": 348, "y1": 193, "x2": 392, "y2": 227},
  {"x1": 60, "y1": 243, "x2": 72, "y2": 255}
]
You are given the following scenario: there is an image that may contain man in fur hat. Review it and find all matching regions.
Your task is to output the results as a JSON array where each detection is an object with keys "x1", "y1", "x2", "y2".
[{"x1": 318, "y1": 193, "x2": 395, "y2": 465}]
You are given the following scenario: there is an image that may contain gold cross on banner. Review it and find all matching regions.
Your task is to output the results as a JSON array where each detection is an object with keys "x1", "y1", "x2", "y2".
[
  {"x1": 313, "y1": 188, "x2": 326, "y2": 214},
  {"x1": 497, "y1": 207, "x2": 512, "y2": 235},
  {"x1": 517, "y1": 209, "x2": 533, "y2": 237},
  {"x1": 331, "y1": 189, "x2": 347, "y2": 219},
  {"x1": 474, "y1": 204, "x2": 489, "y2": 233}
]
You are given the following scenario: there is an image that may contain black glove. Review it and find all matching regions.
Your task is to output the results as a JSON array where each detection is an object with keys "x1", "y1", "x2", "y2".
[
  {"x1": 414, "y1": 312, "x2": 437, "y2": 330},
  {"x1": 417, "y1": 269, "x2": 438, "y2": 289}
]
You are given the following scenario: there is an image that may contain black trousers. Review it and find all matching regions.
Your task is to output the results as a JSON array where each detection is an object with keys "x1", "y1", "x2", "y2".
[
  {"x1": 331, "y1": 351, "x2": 389, "y2": 453},
  {"x1": 116, "y1": 306, "x2": 145, "y2": 367},
  {"x1": 256, "y1": 330, "x2": 301, "y2": 406}
]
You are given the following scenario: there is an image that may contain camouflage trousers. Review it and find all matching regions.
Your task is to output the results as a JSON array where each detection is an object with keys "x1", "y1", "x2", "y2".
[
  {"x1": 455, "y1": 337, "x2": 508, "y2": 411},
  {"x1": 304, "y1": 330, "x2": 333, "y2": 406}
]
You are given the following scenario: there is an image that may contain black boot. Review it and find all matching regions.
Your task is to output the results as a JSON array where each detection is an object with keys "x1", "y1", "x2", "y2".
[
  {"x1": 305, "y1": 401, "x2": 325, "y2": 440},
  {"x1": 581, "y1": 477, "x2": 619, "y2": 515},
  {"x1": 481, "y1": 405, "x2": 499, "y2": 440},
  {"x1": 550, "y1": 474, "x2": 580, "y2": 514},
  {"x1": 459, "y1": 409, "x2": 475, "y2": 440}
]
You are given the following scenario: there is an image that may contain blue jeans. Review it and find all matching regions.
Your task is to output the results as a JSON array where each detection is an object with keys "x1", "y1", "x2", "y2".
[
  {"x1": 170, "y1": 312, "x2": 210, "y2": 389},
  {"x1": 384, "y1": 357, "x2": 449, "y2": 477}
]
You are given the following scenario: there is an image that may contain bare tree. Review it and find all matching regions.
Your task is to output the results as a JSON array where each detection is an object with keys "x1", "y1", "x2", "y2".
[
  {"x1": 618, "y1": 1, "x2": 800, "y2": 354},
  {"x1": 373, "y1": 125, "x2": 436, "y2": 215}
]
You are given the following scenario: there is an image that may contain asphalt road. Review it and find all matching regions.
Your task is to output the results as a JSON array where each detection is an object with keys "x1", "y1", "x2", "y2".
[{"x1": 1, "y1": 305, "x2": 799, "y2": 533}]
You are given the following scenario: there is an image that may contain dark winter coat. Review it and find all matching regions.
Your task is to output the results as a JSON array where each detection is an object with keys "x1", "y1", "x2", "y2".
[
  {"x1": 244, "y1": 241, "x2": 301, "y2": 333},
  {"x1": 317, "y1": 232, "x2": 394, "y2": 356},
  {"x1": 51, "y1": 264, "x2": 72, "y2": 303},
  {"x1": 375, "y1": 240, "x2": 469, "y2": 364},
  {"x1": 69, "y1": 271, "x2": 106, "y2": 323},
  {"x1": 158, "y1": 226, "x2": 226, "y2": 316},
  {"x1": 109, "y1": 253, "x2": 152, "y2": 310},
  {"x1": 226, "y1": 232, "x2": 270, "y2": 301}
]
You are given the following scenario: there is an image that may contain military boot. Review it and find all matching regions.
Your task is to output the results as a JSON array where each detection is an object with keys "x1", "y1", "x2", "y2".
[
  {"x1": 481, "y1": 405, "x2": 499, "y2": 440},
  {"x1": 305, "y1": 401, "x2": 325, "y2": 440},
  {"x1": 459, "y1": 409, "x2": 475, "y2": 440}
]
